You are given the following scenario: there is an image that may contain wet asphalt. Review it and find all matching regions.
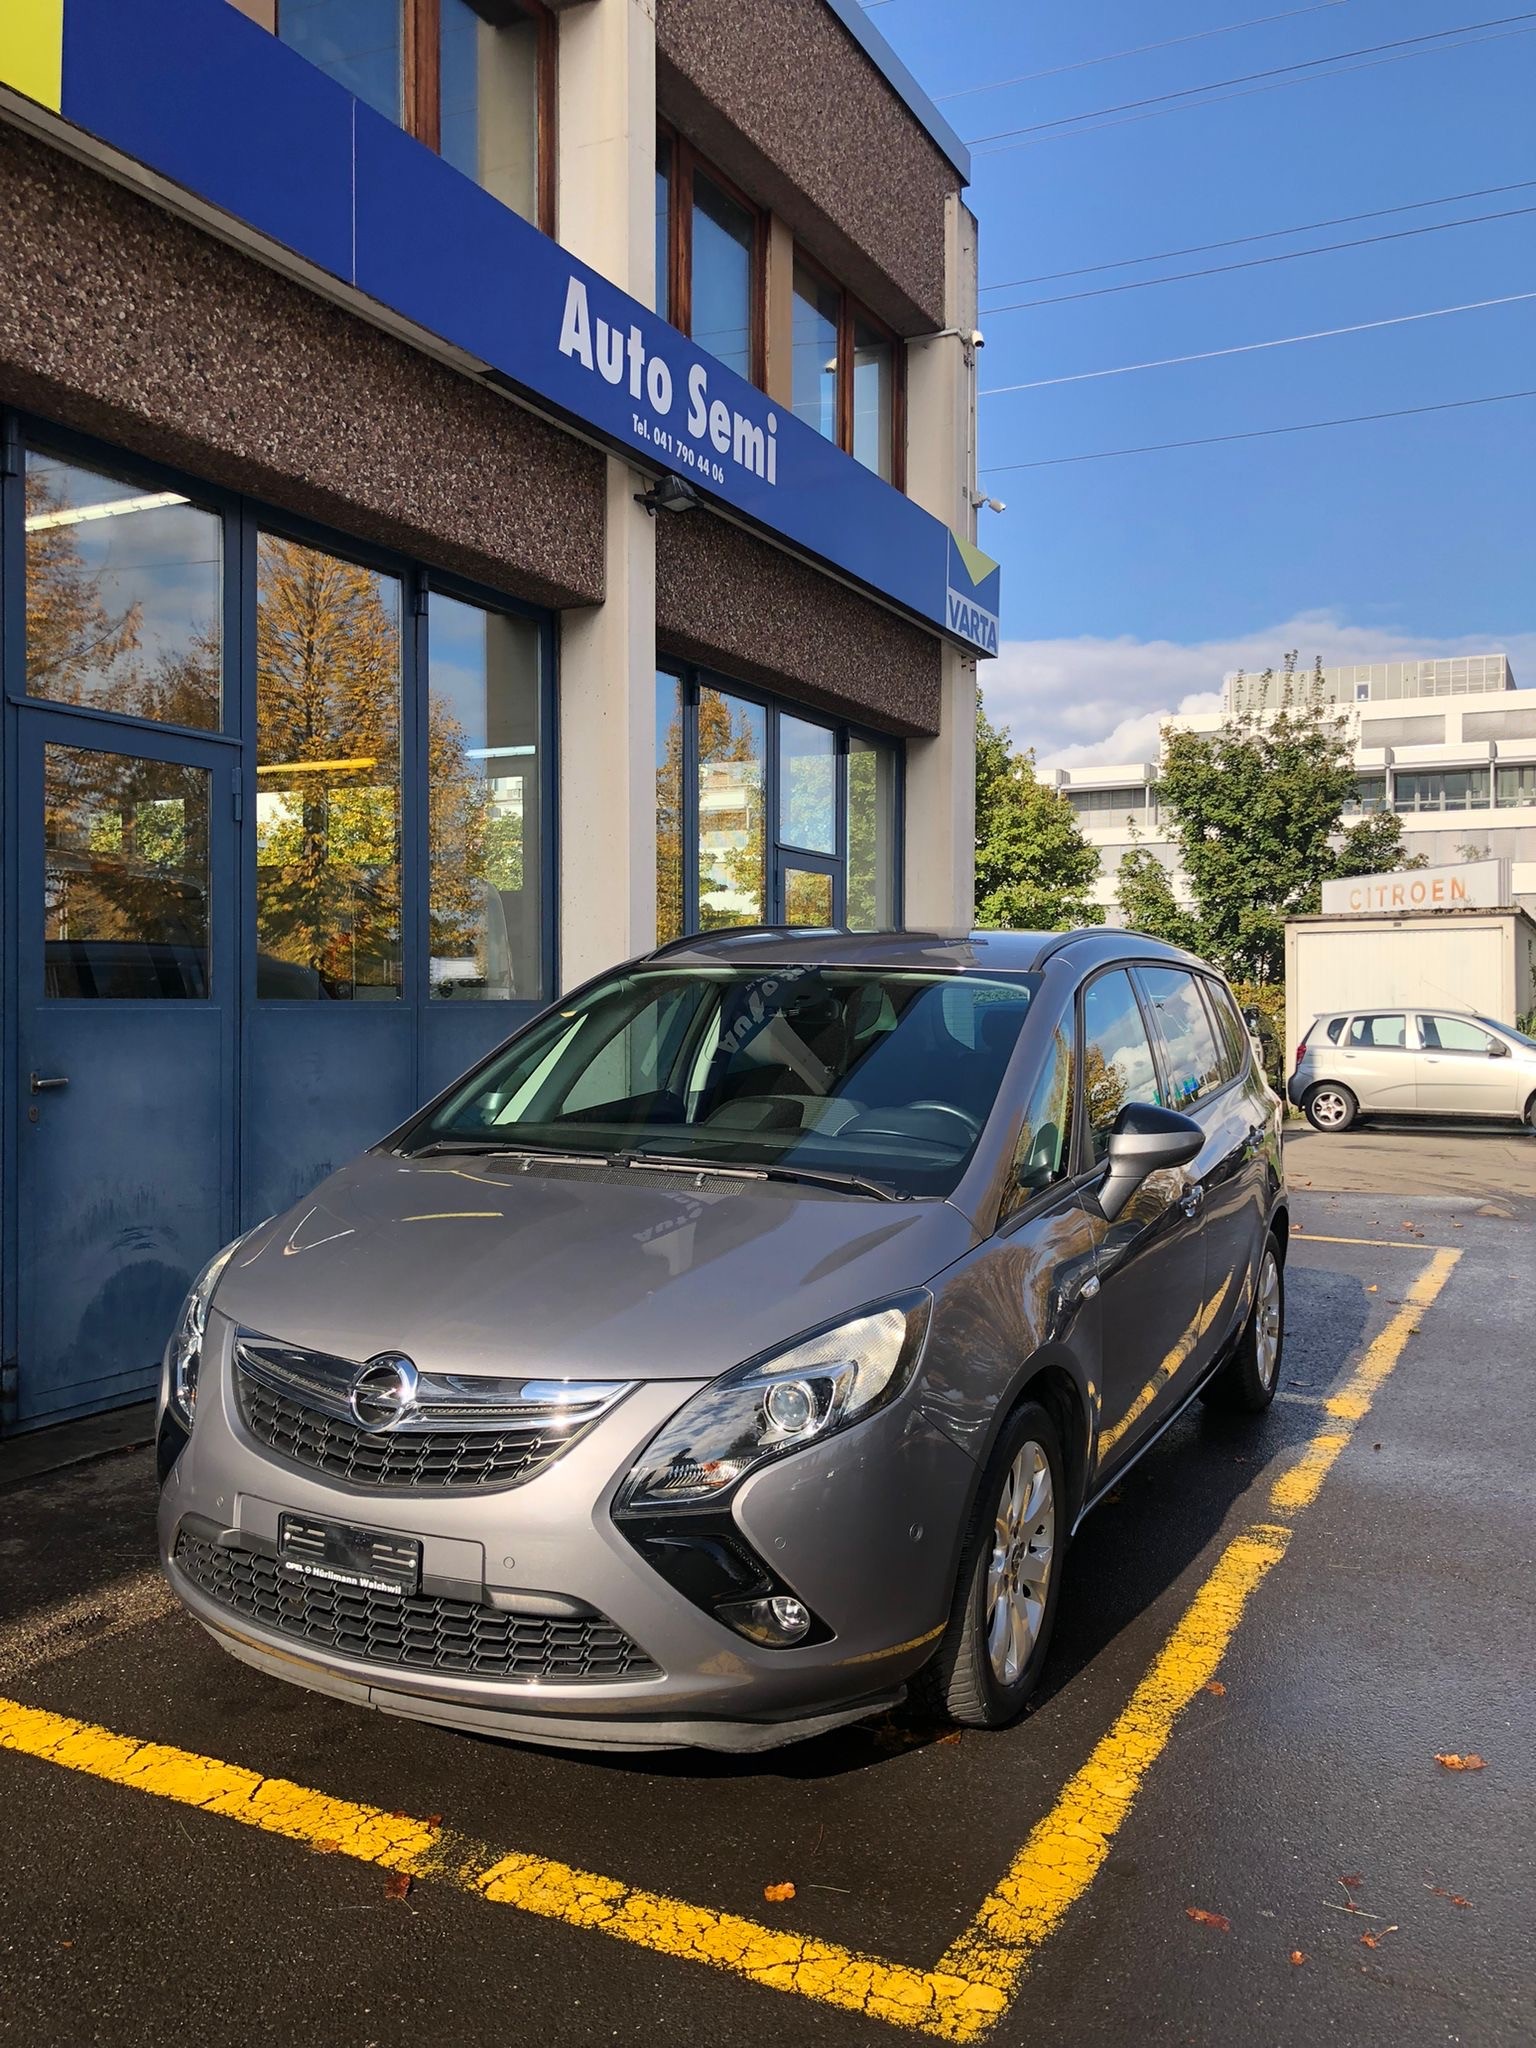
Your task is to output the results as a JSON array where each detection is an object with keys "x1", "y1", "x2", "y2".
[{"x1": 0, "y1": 1172, "x2": 1532, "y2": 2048}]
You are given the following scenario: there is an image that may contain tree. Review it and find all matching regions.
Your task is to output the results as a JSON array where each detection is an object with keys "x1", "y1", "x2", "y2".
[
  {"x1": 974, "y1": 694, "x2": 1103, "y2": 931},
  {"x1": 1156, "y1": 652, "x2": 1418, "y2": 984},
  {"x1": 1114, "y1": 827, "x2": 1201, "y2": 952}
]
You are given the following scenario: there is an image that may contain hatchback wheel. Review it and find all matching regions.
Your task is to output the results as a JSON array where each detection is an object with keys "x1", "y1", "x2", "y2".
[
  {"x1": 1304, "y1": 1082, "x2": 1356, "y2": 1133},
  {"x1": 917, "y1": 1398, "x2": 1065, "y2": 1729},
  {"x1": 1201, "y1": 1236, "x2": 1284, "y2": 1413}
]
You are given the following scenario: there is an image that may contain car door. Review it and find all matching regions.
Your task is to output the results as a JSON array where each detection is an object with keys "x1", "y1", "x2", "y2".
[
  {"x1": 1413, "y1": 1012, "x2": 1522, "y2": 1116},
  {"x1": 1136, "y1": 965, "x2": 1259, "y2": 1372},
  {"x1": 1337, "y1": 1011, "x2": 1414, "y2": 1110},
  {"x1": 1075, "y1": 966, "x2": 1208, "y2": 1476}
]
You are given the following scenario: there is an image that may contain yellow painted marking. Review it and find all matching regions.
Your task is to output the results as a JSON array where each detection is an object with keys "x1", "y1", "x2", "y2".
[
  {"x1": 1292, "y1": 1232, "x2": 1450, "y2": 1251},
  {"x1": 0, "y1": 0, "x2": 63, "y2": 110},
  {"x1": 937, "y1": 1523, "x2": 1289, "y2": 2003},
  {"x1": 0, "y1": 1243, "x2": 1464, "y2": 2039},
  {"x1": 1270, "y1": 1245, "x2": 1457, "y2": 1514}
]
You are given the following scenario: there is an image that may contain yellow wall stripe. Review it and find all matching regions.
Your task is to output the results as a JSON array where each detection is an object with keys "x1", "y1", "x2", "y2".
[
  {"x1": 0, "y1": 0, "x2": 64, "y2": 112},
  {"x1": 0, "y1": 1243, "x2": 1461, "y2": 2042}
]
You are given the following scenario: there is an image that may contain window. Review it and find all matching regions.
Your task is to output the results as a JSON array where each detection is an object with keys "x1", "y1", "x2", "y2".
[
  {"x1": 24, "y1": 450, "x2": 223, "y2": 730},
  {"x1": 1343, "y1": 774, "x2": 1387, "y2": 814},
  {"x1": 427, "y1": 593, "x2": 544, "y2": 1000},
  {"x1": 1417, "y1": 1013, "x2": 1496, "y2": 1054},
  {"x1": 1139, "y1": 966, "x2": 1224, "y2": 1107},
  {"x1": 1391, "y1": 768, "x2": 1491, "y2": 812},
  {"x1": 1011, "y1": 1023, "x2": 1074, "y2": 1202},
  {"x1": 656, "y1": 670, "x2": 901, "y2": 940},
  {"x1": 254, "y1": 534, "x2": 402, "y2": 998},
  {"x1": 276, "y1": 0, "x2": 554, "y2": 230},
  {"x1": 1080, "y1": 969, "x2": 1162, "y2": 1164},
  {"x1": 1496, "y1": 764, "x2": 1536, "y2": 806},
  {"x1": 1201, "y1": 977, "x2": 1251, "y2": 1083},
  {"x1": 791, "y1": 254, "x2": 903, "y2": 485},
  {"x1": 1065, "y1": 786, "x2": 1148, "y2": 818},
  {"x1": 1346, "y1": 1013, "x2": 1406, "y2": 1048},
  {"x1": 656, "y1": 129, "x2": 764, "y2": 385}
]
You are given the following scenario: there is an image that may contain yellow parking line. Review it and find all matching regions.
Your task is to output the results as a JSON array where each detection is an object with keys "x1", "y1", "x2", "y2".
[
  {"x1": 0, "y1": 1243, "x2": 1462, "y2": 2041},
  {"x1": 1292, "y1": 1232, "x2": 1450, "y2": 1250}
]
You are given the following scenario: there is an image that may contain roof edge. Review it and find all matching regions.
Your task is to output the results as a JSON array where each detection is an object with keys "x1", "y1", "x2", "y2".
[{"x1": 821, "y1": 0, "x2": 971, "y2": 184}]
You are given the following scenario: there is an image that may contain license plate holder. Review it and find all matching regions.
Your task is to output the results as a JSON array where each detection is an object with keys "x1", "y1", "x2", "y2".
[{"x1": 278, "y1": 1514, "x2": 421, "y2": 1598}]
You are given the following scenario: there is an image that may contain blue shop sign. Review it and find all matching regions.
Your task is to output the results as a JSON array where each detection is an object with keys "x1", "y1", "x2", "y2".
[{"x1": 50, "y1": 0, "x2": 998, "y2": 656}]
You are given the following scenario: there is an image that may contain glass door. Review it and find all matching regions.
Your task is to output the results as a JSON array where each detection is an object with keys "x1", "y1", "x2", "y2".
[
  {"x1": 775, "y1": 712, "x2": 843, "y2": 924},
  {"x1": 14, "y1": 709, "x2": 238, "y2": 1425}
]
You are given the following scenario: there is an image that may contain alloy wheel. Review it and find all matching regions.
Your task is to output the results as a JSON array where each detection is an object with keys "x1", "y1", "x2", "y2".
[
  {"x1": 986, "y1": 1441, "x2": 1055, "y2": 1686},
  {"x1": 1254, "y1": 1250, "x2": 1282, "y2": 1391},
  {"x1": 1310, "y1": 1087, "x2": 1350, "y2": 1129}
]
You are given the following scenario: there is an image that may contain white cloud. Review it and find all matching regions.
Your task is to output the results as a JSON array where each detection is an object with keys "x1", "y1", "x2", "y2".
[{"x1": 980, "y1": 611, "x2": 1536, "y2": 769}]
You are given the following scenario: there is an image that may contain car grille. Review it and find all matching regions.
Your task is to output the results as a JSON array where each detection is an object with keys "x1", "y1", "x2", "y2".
[
  {"x1": 236, "y1": 1372, "x2": 564, "y2": 1490},
  {"x1": 173, "y1": 1530, "x2": 658, "y2": 1682}
]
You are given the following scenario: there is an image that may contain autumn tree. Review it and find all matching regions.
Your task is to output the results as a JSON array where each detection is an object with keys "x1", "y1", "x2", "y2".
[
  {"x1": 974, "y1": 695, "x2": 1103, "y2": 931},
  {"x1": 1114, "y1": 829, "x2": 1201, "y2": 952}
]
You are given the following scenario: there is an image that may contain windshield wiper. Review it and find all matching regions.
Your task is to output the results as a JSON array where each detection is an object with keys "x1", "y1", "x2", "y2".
[
  {"x1": 408, "y1": 1140, "x2": 616, "y2": 1165},
  {"x1": 623, "y1": 1153, "x2": 903, "y2": 1201}
]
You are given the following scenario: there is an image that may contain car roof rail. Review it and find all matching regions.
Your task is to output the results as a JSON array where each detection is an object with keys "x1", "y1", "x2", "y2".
[{"x1": 642, "y1": 923, "x2": 848, "y2": 961}]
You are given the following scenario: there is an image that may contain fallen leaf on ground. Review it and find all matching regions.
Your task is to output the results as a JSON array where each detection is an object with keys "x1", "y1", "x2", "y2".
[
  {"x1": 383, "y1": 1873, "x2": 412, "y2": 1902},
  {"x1": 1185, "y1": 1908, "x2": 1231, "y2": 1931},
  {"x1": 763, "y1": 1882, "x2": 797, "y2": 1903},
  {"x1": 936, "y1": 1730, "x2": 963, "y2": 1745},
  {"x1": 313, "y1": 1838, "x2": 342, "y2": 1855},
  {"x1": 57, "y1": 1941, "x2": 73, "y2": 1950},
  {"x1": 1426, "y1": 1885, "x2": 1472, "y2": 1907},
  {"x1": 1366, "y1": 1285, "x2": 1378, "y2": 1294},
  {"x1": 1203, "y1": 1681, "x2": 1226, "y2": 1696},
  {"x1": 1373, "y1": 1443, "x2": 1382, "y2": 1451},
  {"x1": 1359, "y1": 1925, "x2": 1398, "y2": 1949},
  {"x1": 1339, "y1": 1874, "x2": 1364, "y2": 1890},
  {"x1": 1289, "y1": 1951, "x2": 1307, "y2": 1966},
  {"x1": 1435, "y1": 1753, "x2": 1486, "y2": 1770}
]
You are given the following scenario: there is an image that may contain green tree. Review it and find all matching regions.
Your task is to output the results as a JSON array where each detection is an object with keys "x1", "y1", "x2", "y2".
[
  {"x1": 1157, "y1": 652, "x2": 1418, "y2": 984},
  {"x1": 974, "y1": 695, "x2": 1103, "y2": 931},
  {"x1": 1114, "y1": 827, "x2": 1201, "y2": 951}
]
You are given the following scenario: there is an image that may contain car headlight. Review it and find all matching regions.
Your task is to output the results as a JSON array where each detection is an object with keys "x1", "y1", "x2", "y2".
[
  {"x1": 616, "y1": 1292, "x2": 932, "y2": 1513},
  {"x1": 164, "y1": 1233, "x2": 252, "y2": 1427}
]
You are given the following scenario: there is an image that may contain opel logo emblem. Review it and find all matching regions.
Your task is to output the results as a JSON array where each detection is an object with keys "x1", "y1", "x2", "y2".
[{"x1": 349, "y1": 1354, "x2": 419, "y2": 1432}]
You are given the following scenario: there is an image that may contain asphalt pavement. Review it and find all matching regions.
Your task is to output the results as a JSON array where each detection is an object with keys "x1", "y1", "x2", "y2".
[{"x1": 1, "y1": 1174, "x2": 1532, "y2": 2048}]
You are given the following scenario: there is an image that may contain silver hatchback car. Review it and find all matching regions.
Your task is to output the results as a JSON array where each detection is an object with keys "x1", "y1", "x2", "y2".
[
  {"x1": 1289, "y1": 1007, "x2": 1536, "y2": 1132},
  {"x1": 158, "y1": 928, "x2": 1286, "y2": 1753}
]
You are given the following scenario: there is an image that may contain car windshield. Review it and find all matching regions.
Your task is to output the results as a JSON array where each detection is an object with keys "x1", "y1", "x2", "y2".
[
  {"x1": 402, "y1": 965, "x2": 1041, "y2": 1197},
  {"x1": 1479, "y1": 1016, "x2": 1536, "y2": 1048}
]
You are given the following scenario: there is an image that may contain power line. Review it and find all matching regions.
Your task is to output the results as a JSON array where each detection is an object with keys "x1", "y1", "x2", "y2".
[
  {"x1": 972, "y1": 20, "x2": 1536, "y2": 155},
  {"x1": 980, "y1": 177, "x2": 1536, "y2": 295},
  {"x1": 983, "y1": 203, "x2": 1536, "y2": 316},
  {"x1": 938, "y1": 3, "x2": 1349, "y2": 103},
  {"x1": 964, "y1": 11, "x2": 1536, "y2": 146},
  {"x1": 978, "y1": 388, "x2": 1536, "y2": 472},
  {"x1": 980, "y1": 291, "x2": 1536, "y2": 394}
]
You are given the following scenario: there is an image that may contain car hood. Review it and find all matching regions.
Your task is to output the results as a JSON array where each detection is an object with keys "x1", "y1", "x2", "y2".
[{"x1": 212, "y1": 1150, "x2": 978, "y2": 1382}]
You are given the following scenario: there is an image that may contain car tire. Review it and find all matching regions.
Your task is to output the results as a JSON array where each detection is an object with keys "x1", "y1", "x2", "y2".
[
  {"x1": 1200, "y1": 1236, "x2": 1284, "y2": 1414},
  {"x1": 915, "y1": 1398, "x2": 1065, "y2": 1730},
  {"x1": 1304, "y1": 1082, "x2": 1356, "y2": 1133},
  {"x1": 1524, "y1": 1091, "x2": 1536, "y2": 1132}
]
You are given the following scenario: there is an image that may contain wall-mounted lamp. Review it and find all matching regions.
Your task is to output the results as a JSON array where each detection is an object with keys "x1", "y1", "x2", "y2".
[
  {"x1": 635, "y1": 474, "x2": 701, "y2": 516},
  {"x1": 970, "y1": 492, "x2": 1006, "y2": 515}
]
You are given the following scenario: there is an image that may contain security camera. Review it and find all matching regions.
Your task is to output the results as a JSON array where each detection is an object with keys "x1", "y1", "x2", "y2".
[{"x1": 968, "y1": 329, "x2": 985, "y2": 349}]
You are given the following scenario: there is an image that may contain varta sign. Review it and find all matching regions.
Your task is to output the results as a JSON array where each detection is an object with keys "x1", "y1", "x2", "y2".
[{"x1": 945, "y1": 533, "x2": 1002, "y2": 656}]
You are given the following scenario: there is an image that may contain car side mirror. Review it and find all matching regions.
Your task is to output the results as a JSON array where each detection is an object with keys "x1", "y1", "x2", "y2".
[
  {"x1": 1096, "y1": 1102, "x2": 1204, "y2": 1223},
  {"x1": 1489, "y1": 1039, "x2": 1511, "y2": 1058}
]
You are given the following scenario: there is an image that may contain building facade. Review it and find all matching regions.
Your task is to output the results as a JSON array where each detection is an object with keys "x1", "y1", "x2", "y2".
[
  {"x1": 0, "y1": 0, "x2": 994, "y2": 1430},
  {"x1": 1040, "y1": 655, "x2": 1536, "y2": 921}
]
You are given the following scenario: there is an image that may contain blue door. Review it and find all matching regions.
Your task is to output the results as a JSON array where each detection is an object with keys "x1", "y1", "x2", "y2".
[{"x1": 15, "y1": 709, "x2": 238, "y2": 1426}]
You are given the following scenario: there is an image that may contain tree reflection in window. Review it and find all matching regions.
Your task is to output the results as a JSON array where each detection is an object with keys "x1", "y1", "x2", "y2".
[
  {"x1": 697, "y1": 688, "x2": 764, "y2": 928},
  {"x1": 254, "y1": 536, "x2": 401, "y2": 998}
]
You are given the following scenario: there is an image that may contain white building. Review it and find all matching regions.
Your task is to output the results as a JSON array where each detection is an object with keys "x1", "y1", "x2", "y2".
[{"x1": 1037, "y1": 654, "x2": 1536, "y2": 920}]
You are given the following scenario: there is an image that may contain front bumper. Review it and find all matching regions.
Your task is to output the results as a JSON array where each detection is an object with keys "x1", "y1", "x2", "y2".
[{"x1": 157, "y1": 1313, "x2": 976, "y2": 1751}]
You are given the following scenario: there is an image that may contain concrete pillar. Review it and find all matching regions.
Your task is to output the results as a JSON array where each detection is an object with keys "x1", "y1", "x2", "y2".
[
  {"x1": 901, "y1": 195, "x2": 980, "y2": 932},
  {"x1": 554, "y1": 0, "x2": 659, "y2": 986}
]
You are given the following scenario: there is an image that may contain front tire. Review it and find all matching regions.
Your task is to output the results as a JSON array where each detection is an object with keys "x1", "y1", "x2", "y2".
[
  {"x1": 917, "y1": 1399, "x2": 1065, "y2": 1729},
  {"x1": 1201, "y1": 1236, "x2": 1284, "y2": 1413},
  {"x1": 1304, "y1": 1082, "x2": 1356, "y2": 1133}
]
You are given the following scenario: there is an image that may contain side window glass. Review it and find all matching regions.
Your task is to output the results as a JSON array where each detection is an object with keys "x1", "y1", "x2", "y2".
[
  {"x1": 1326, "y1": 1018, "x2": 1345, "y2": 1043},
  {"x1": 1347, "y1": 1013, "x2": 1405, "y2": 1048},
  {"x1": 1202, "y1": 978, "x2": 1249, "y2": 1081},
  {"x1": 1008, "y1": 1024, "x2": 1074, "y2": 1210},
  {"x1": 1138, "y1": 966, "x2": 1224, "y2": 1107},
  {"x1": 1081, "y1": 970, "x2": 1162, "y2": 1165},
  {"x1": 1420, "y1": 1014, "x2": 1494, "y2": 1053}
]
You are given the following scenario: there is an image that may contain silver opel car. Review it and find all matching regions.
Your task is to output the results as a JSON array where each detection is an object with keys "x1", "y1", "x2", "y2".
[{"x1": 157, "y1": 928, "x2": 1287, "y2": 1753}]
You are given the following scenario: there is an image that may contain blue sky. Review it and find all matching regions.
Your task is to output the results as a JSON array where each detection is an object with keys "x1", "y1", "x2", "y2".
[{"x1": 865, "y1": 0, "x2": 1536, "y2": 760}]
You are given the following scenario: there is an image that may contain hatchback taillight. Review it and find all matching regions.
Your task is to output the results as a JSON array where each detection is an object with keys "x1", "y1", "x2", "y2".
[{"x1": 1295, "y1": 1035, "x2": 1309, "y2": 1066}]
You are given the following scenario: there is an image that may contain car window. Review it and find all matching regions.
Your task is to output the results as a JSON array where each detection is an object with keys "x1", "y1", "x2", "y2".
[
  {"x1": 1201, "y1": 977, "x2": 1250, "y2": 1082},
  {"x1": 1138, "y1": 965, "x2": 1225, "y2": 1108},
  {"x1": 1326, "y1": 1017, "x2": 1345, "y2": 1043},
  {"x1": 1080, "y1": 969, "x2": 1163, "y2": 1165},
  {"x1": 1347, "y1": 1013, "x2": 1406, "y2": 1048},
  {"x1": 1010, "y1": 1023, "x2": 1074, "y2": 1204},
  {"x1": 1418, "y1": 1013, "x2": 1496, "y2": 1054}
]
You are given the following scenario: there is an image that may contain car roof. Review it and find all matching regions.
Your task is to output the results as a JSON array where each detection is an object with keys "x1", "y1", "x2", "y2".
[
  {"x1": 641, "y1": 925, "x2": 1207, "y2": 976},
  {"x1": 1320, "y1": 1003, "x2": 1484, "y2": 1018}
]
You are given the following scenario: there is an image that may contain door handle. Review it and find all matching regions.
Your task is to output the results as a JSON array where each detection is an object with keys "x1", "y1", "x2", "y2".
[
  {"x1": 1180, "y1": 1183, "x2": 1205, "y2": 1218},
  {"x1": 29, "y1": 1073, "x2": 70, "y2": 1093}
]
